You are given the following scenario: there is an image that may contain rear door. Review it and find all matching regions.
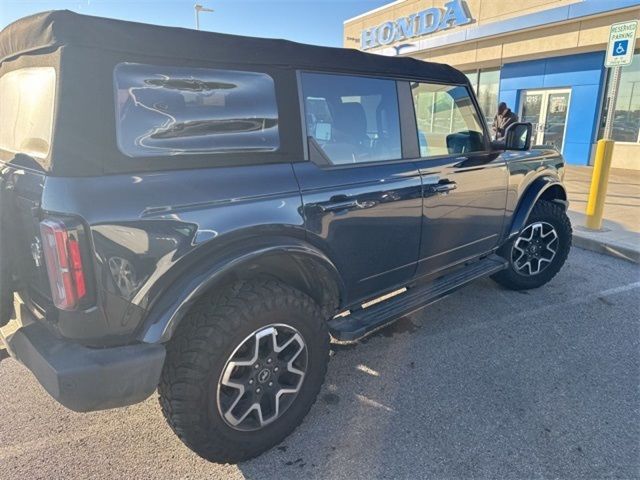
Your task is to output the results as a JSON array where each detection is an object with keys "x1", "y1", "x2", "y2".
[
  {"x1": 408, "y1": 81, "x2": 508, "y2": 276},
  {"x1": 294, "y1": 72, "x2": 423, "y2": 305}
]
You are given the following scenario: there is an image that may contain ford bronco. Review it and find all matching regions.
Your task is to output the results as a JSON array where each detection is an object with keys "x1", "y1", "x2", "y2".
[{"x1": 0, "y1": 11, "x2": 571, "y2": 463}]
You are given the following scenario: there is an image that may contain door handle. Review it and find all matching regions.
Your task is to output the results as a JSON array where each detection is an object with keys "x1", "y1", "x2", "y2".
[
  {"x1": 319, "y1": 200, "x2": 358, "y2": 212},
  {"x1": 318, "y1": 199, "x2": 376, "y2": 213},
  {"x1": 429, "y1": 181, "x2": 457, "y2": 194}
]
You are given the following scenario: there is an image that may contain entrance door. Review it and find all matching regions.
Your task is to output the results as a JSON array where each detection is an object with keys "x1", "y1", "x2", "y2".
[{"x1": 520, "y1": 89, "x2": 571, "y2": 152}]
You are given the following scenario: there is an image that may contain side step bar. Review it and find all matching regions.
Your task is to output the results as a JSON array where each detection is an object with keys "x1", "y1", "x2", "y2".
[{"x1": 329, "y1": 254, "x2": 508, "y2": 342}]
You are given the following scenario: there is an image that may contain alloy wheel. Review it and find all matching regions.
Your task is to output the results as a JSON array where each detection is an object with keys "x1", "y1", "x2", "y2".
[
  {"x1": 512, "y1": 221, "x2": 559, "y2": 276},
  {"x1": 216, "y1": 324, "x2": 308, "y2": 431}
]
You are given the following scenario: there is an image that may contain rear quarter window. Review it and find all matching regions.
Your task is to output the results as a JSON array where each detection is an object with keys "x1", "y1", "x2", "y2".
[
  {"x1": 114, "y1": 63, "x2": 280, "y2": 157},
  {"x1": 0, "y1": 67, "x2": 56, "y2": 163}
]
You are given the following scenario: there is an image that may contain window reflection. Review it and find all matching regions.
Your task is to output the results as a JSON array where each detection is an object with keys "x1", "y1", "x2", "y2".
[
  {"x1": 411, "y1": 82, "x2": 485, "y2": 157},
  {"x1": 114, "y1": 63, "x2": 279, "y2": 157},
  {"x1": 464, "y1": 68, "x2": 501, "y2": 126},
  {"x1": 600, "y1": 52, "x2": 640, "y2": 143},
  {"x1": 477, "y1": 68, "x2": 500, "y2": 126}
]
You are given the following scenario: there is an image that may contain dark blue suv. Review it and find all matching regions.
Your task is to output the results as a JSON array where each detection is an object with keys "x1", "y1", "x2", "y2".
[{"x1": 0, "y1": 11, "x2": 571, "y2": 463}]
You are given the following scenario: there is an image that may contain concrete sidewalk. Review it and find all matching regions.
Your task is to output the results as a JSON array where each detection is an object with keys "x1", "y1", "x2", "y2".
[{"x1": 564, "y1": 166, "x2": 640, "y2": 263}]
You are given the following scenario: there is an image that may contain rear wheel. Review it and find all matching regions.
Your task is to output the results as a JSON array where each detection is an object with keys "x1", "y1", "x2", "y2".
[
  {"x1": 492, "y1": 200, "x2": 571, "y2": 290},
  {"x1": 159, "y1": 279, "x2": 329, "y2": 463}
]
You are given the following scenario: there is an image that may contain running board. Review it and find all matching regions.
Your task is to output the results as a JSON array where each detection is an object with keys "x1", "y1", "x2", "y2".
[{"x1": 329, "y1": 254, "x2": 508, "y2": 342}]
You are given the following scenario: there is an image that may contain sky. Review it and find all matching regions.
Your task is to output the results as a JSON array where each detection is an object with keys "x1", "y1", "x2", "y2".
[{"x1": 0, "y1": 0, "x2": 392, "y2": 47}]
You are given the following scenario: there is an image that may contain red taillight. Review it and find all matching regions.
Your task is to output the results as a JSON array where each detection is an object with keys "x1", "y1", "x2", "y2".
[{"x1": 40, "y1": 219, "x2": 88, "y2": 310}]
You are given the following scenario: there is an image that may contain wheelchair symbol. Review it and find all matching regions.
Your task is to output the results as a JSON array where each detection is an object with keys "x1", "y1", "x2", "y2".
[{"x1": 613, "y1": 40, "x2": 628, "y2": 57}]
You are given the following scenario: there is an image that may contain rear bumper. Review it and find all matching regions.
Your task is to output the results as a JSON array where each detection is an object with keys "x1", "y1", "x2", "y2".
[{"x1": 1, "y1": 301, "x2": 165, "y2": 412}]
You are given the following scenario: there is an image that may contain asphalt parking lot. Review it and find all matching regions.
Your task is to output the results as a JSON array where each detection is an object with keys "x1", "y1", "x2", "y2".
[{"x1": 0, "y1": 247, "x2": 638, "y2": 479}]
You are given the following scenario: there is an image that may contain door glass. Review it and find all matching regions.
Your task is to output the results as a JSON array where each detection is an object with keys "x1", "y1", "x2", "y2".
[
  {"x1": 521, "y1": 93, "x2": 543, "y2": 144},
  {"x1": 300, "y1": 72, "x2": 402, "y2": 165},
  {"x1": 411, "y1": 82, "x2": 485, "y2": 157},
  {"x1": 543, "y1": 92, "x2": 570, "y2": 152}
]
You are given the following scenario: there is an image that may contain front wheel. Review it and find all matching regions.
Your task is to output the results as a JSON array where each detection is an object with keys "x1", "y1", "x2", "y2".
[
  {"x1": 159, "y1": 279, "x2": 329, "y2": 463},
  {"x1": 492, "y1": 200, "x2": 572, "y2": 290}
]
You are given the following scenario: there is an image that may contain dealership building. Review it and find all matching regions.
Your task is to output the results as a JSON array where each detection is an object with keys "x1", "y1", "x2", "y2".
[{"x1": 344, "y1": 0, "x2": 640, "y2": 169}]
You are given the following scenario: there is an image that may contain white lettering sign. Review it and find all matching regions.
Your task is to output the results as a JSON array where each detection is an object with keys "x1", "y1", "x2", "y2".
[{"x1": 361, "y1": 0, "x2": 473, "y2": 50}]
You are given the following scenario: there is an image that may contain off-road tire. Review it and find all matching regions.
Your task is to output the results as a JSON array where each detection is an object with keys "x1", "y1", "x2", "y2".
[
  {"x1": 159, "y1": 279, "x2": 329, "y2": 463},
  {"x1": 492, "y1": 200, "x2": 572, "y2": 290}
]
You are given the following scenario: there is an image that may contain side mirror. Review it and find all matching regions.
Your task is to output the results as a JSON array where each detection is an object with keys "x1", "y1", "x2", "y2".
[{"x1": 504, "y1": 122, "x2": 533, "y2": 151}]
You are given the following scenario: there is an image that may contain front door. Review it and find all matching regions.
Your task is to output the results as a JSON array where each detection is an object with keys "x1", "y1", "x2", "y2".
[
  {"x1": 295, "y1": 72, "x2": 423, "y2": 305},
  {"x1": 410, "y1": 81, "x2": 508, "y2": 276},
  {"x1": 520, "y1": 88, "x2": 571, "y2": 152}
]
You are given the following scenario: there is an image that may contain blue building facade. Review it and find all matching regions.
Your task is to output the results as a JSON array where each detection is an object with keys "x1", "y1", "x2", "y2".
[
  {"x1": 348, "y1": 0, "x2": 640, "y2": 169},
  {"x1": 499, "y1": 52, "x2": 607, "y2": 166}
]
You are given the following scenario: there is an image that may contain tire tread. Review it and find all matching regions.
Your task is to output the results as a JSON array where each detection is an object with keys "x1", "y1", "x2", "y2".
[{"x1": 159, "y1": 278, "x2": 329, "y2": 463}]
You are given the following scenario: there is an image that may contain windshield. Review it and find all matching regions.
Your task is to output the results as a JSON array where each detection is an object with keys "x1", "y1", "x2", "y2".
[{"x1": 0, "y1": 67, "x2": 56, "y2": 164}]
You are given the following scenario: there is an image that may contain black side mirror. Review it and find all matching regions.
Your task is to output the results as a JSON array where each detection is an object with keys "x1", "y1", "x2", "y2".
[{"x1": 504, "y1": 122, "x2": 533, "y2": 151}]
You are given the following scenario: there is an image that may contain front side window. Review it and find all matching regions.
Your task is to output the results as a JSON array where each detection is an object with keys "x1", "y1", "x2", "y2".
[
  {"x1": 0, "y1": 67, "x2": 56, "y2": 161},
  {"x1": 301, "y1": 72, "x2": 402, "y2": 165},
  {"x1": 411, "y1": 82, "x2": 486, "y2": 158},
  {"x1": 114, "y1": 63, "x2": 279, "y2": 157}
]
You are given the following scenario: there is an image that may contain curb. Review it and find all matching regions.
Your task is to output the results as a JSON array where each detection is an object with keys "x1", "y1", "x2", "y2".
[{"x1": 572, "y1": 233, "x2": 640, "y2": 264}]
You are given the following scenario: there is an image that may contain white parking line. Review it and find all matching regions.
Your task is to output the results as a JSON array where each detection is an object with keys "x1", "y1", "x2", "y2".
[{"x1": 355, "y1": 394, "x2": 395, "y2": 412}]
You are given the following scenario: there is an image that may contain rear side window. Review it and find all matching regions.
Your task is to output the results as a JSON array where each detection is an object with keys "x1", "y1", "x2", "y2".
[
  {"x1": 301, "y1": 72, "x2": 402, "y2": 165},
  {"x1": 411, "y1": 82, "x2": 485, "y2": 158},
  {"x1": 114, "y1": 63, "x2": 279, "y2": 157},
  {"x1": 0, "y1": 67, "x2": 56, "y2": 161}
]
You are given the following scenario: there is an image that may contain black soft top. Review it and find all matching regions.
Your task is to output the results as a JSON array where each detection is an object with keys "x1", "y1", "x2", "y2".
[
  {"x1": 0, "y1": 10, "x2": 472, "y2": 176},
  {"x1": 0, "y1": 10, "x2": 467, "y2": 83}
]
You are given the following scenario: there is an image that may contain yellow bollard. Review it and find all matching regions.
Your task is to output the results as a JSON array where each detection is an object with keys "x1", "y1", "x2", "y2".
[{"x1": 585, "y1": 139, "x2": 615, "y2": 230}]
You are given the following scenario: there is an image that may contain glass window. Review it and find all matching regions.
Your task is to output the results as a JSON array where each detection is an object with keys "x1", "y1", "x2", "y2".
[
  {"x1": 114, "y1": 63, "x2": 279, "y2": 157},
  {"x1": 599, "y1": 52, "x2": 640, "y2": 143},
  {"x1": 465, "y1": 70, "x2": 479, "y2": 93},
  {"x1": 300, "y1": 72, "x2": 402, "y2": 165},
  {"x1": 0, "y1": 67, "x2": 56, "y2": 160},
  {"x1": 477, "y1": 68, "x2": 500, "y2": 125},
  {"x1": 411, "y1": 82, "x2": 486, "y2": 157}
]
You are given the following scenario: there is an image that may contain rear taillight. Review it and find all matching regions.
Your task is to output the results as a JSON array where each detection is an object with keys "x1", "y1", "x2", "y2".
[{"x1": 40, "y1": 219, "x2": 88, "y2": 310}]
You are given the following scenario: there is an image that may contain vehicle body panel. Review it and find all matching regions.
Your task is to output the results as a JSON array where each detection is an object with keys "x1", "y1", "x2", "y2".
[
  {"x1": 413, "y1": 151, "x2": 509, "y2": 275},
  {"x1": 293, "y1": 160, "x2": 423, "y2": 305},
  {"x1": 25, "y1": 163, "x2": 306, "y2": 344},
  {"x1": 501, "y1": 147, "x2": 566, "y2": 239}
]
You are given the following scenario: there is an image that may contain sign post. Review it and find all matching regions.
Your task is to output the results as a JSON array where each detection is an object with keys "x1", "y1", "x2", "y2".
[{"x1": 585, "y1": 20, "x2": 637, "y2": 230}]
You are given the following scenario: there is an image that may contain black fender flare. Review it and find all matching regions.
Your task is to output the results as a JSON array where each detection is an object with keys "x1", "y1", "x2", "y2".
[
  {"x1": 139, "y1": 237, "x2": 345, "y2": 344},
  {"x1": 507, "y1": 176, "x2": 568, "y2": 240}
]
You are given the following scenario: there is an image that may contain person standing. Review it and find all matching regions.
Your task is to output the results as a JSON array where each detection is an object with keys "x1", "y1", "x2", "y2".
[{"x1": 492, "y1": 102, "x2": 518, "y2": 141}]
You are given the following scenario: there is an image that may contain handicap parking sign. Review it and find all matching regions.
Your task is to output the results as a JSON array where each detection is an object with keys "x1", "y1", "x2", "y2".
[
  {"x1": 605, "y1": 21, "x2": 637, "y2": 67},
  {"x1": 613, "y1": 40, "x2": 628, "y2": 57}
]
